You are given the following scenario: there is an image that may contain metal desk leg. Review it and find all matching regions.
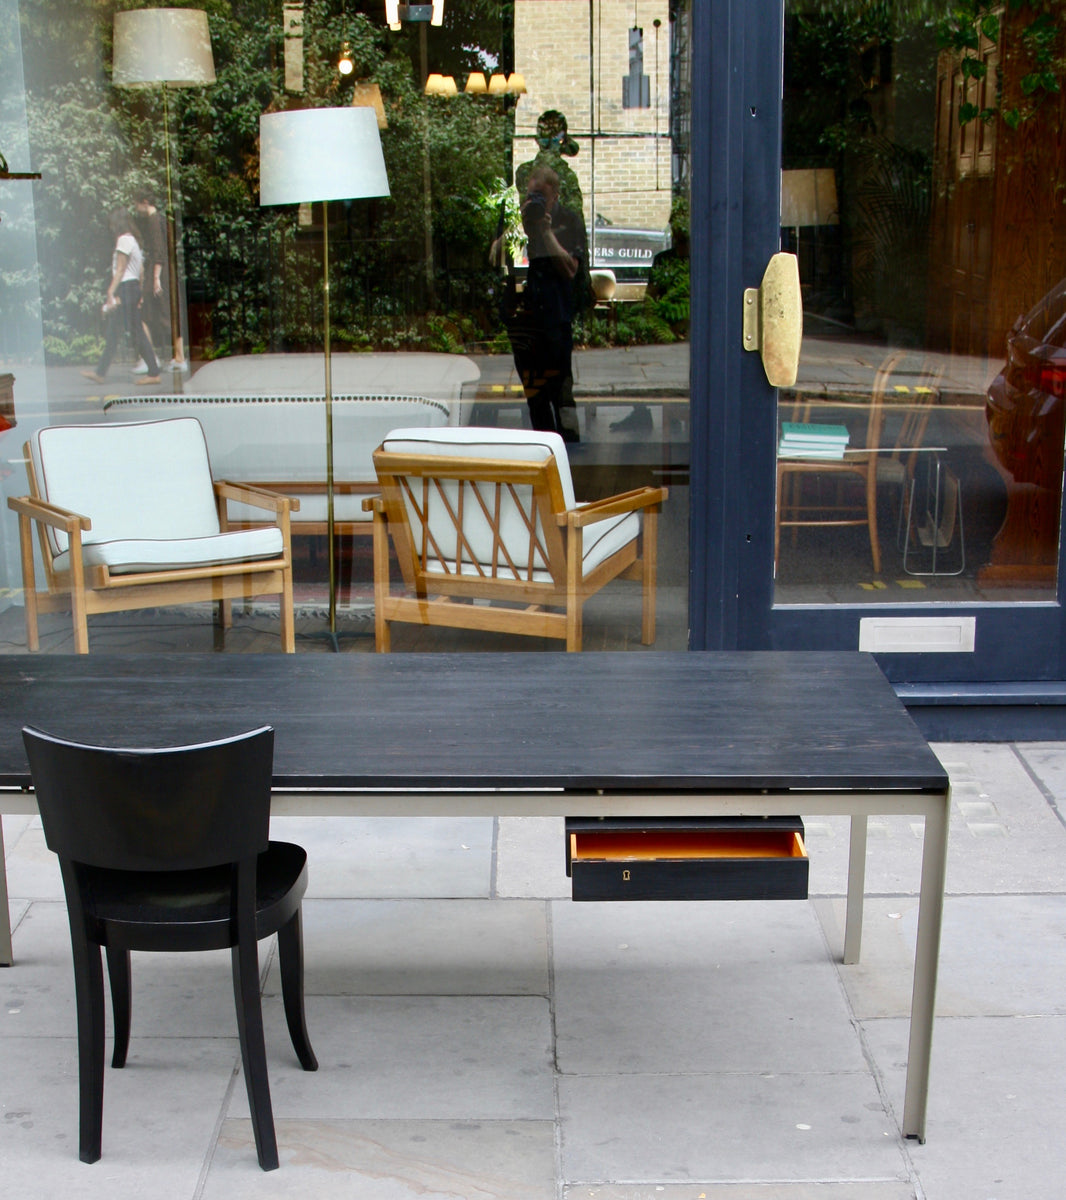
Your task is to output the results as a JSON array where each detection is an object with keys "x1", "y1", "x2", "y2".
[
  {"x1": 844, "y1": 813, "x2": 868, "y2": 964},
  {"x1": 0, "y1": 818, "x2": 12, "y2": 966},
  {"x1": 902, "y1": 789, "x2": 951, "y2": 1141}
]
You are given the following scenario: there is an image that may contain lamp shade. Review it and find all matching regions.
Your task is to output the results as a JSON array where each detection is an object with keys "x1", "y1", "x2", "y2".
[
  {"x1": 780, "y1": 168, "x2": 839, "y2": 228},
  {"x1": 113, "y1": 8, "x2": 216, "y2": 88},
  {"x1": 465, "y1": 72, "x2": 487, "y2": 94},
  {"x1": 259, "y1": 107, "x2": 390, "y2": 206}
]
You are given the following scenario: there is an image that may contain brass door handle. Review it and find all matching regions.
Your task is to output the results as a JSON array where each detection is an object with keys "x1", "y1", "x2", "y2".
[{"x1": 742, "y1": 252, "x2": 803, "y2": 387}]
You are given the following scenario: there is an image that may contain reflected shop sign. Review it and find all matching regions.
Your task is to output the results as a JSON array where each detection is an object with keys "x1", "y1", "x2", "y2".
[{"x1": 589, "y1": 225, "x2": 670, "y2": 278}]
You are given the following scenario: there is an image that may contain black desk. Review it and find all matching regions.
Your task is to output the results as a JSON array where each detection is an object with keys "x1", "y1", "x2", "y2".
[{"x1": 0, "y1": 651, "x2": 950, "y2": 1141}]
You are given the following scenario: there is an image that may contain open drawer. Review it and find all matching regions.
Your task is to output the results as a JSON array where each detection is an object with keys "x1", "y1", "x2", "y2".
[{"x1": 565, "y1": 817, "x2": 808, "y2": 901}]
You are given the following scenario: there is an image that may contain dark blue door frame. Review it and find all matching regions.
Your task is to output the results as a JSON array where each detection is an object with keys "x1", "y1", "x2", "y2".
[
  {"x1": 685, "y1": 0, "x2": 1066, "y2": 738},
  {"x1": 688, "y1": 0, "x2": 783, "y2": 652}
]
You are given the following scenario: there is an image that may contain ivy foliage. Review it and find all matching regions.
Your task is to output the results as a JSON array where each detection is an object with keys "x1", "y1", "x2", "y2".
[{"x1": 936, "y1": 0, "x2": 1063, "y2": 127}]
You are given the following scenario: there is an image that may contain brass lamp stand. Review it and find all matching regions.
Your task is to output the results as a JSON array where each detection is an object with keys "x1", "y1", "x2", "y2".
[{"x1": 259, "y1": 107, "x2": 390, "y2": 643}]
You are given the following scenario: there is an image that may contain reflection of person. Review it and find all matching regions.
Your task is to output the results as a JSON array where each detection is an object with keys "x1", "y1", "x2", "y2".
[
  {"x1": 515, "y1": 110, "x2": 593, "y2": 318},
  {"x1": 508, "y1": 166, "x2": 586, "y2": 443},
  {"x1": 81, "y1": 209, "x2": 160, "y2": 385},
  {"x1": 516, "y1": 110, "x2": 584, "y2": 218},
  {"x1": 132, "y1": 193, "x2": 175, "y2": 369}
]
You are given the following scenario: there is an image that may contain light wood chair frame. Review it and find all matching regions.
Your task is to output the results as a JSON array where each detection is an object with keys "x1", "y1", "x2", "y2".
[
  {"x1": 365, "y1": 447, "x2": 666, "y2": 651},
  {"x1": 7, "y1": 441, "x2": 300, "y2": 654}
]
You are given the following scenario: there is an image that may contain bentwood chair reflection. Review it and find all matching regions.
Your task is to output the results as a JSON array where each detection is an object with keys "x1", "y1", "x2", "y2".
[
  {"x1": 21, "y1": 725, "x2": 317, "y2": 1172},
  {"x1": 776, "y1": 354, "x2": 904, "y2": 574}
]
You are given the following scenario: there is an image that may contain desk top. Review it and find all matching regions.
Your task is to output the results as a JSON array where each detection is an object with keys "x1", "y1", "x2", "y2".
[{"x1": 0, "y1": 652, "x2": 947, "y2": 793}]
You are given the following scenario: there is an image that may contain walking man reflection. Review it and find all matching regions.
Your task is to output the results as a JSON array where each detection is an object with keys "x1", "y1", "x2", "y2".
[{"x1": 509, "y1": 165, "x2": 586, "y2": 443}]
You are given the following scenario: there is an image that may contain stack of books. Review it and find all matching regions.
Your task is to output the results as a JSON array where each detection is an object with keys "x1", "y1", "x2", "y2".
[{"x1": 778, "y1": 422, "x2": 850, "y2": 459}]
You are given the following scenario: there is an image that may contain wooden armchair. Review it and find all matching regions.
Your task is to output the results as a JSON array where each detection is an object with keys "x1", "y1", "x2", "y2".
[
  {"x1": 364, "y1": 427, "x2": 666, "y2": 651},
  {"x1": 7, "y1": 418, "x2": 298, "y2": 653}
]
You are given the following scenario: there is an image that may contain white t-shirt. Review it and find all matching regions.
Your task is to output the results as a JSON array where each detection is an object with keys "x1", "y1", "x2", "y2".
[{"x1": 113, "y1": 233, "x2": 144, "y2": 284}]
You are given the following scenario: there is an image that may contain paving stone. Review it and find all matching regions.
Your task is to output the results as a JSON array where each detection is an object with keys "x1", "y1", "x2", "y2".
[
  {"x1": 204, "y1": 1118, "x2": 556, "y2": 1199},
  {"x1": 815, "y1": 893, "x2": 1066, "y2": 1019},
  {"x1": 559, "y1": 1071, "x2": 907, "y2": 1184},
  {"x1": 235, "y1": 994, "x2": 555, "y2": 1121},
  {"x1": 552, "y1": 900, "x2": 865, "y2": 1074},
  {"x1": 264, "y1": 897, "x2": 549, "y2": 996},
  {"x1": 863, "y1": 1015, "x2": 1066, "y2": 1200}
]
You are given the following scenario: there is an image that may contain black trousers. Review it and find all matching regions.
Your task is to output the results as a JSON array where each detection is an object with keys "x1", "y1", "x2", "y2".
[
  {"x1": 509, "y1": 313, "x2": 579, "y2": 443},
  {"x1": 95, "y1": 279, "x2": 160, "y2": 377}
]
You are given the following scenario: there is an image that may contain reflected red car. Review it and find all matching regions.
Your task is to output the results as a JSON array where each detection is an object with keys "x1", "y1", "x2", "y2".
[{"x1": 987, "y1": 277, "x2": 1066, "y2": 486}]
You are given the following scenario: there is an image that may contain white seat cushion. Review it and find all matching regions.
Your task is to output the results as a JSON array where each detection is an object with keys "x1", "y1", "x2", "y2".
[
  {"x1": 34, "y1": 419, "x2": 221, "y2": 559},
  {"x1": 52, "y1": 527, "x2": 284, "y2": 576}
]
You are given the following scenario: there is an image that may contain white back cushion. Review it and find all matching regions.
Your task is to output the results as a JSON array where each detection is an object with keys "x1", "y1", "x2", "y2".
[
  {"x1": 381, "y1": 427, "x2": 577, "y2": 510},
  {"x1": 379, "y1": 427, "x2": 577, "y2": 576},
  {"x1": 34, "y1": 419, "x2": 220, "y2": 557}
]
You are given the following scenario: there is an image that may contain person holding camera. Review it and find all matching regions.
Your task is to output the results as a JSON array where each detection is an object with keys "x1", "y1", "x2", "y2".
[{"x1": 509, "y1": 165, "x2": 586, "y2": 443}]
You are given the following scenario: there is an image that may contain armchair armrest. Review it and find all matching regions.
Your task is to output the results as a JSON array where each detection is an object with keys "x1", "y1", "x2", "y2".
[
  {"x1": 7, "y1": 494, "x2": 92, "y2": 534},
  {"x1": 214, "y1": 479, "x2": 300, "y2": 515},
  {"x1": 563, "y1": 485, "x2": 667, "y2": 528},
  {"x1": 362, "y1": 495, "x2": 385, "y2": 514}
]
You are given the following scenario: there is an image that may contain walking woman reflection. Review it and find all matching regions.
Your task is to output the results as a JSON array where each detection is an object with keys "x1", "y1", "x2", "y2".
[{"x1": 81, "y1": 209, "x2": 160, "y2": 385}]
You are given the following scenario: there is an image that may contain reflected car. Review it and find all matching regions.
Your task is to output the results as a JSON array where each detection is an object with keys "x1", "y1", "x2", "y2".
[{"x1": 986, "y1": 276, "x2": 1066, "y2": 486}]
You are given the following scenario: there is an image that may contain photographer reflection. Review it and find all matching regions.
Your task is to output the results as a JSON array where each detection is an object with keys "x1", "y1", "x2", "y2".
[{"x1": 508, "y1": 166, "x2": 586, "y2": 443}]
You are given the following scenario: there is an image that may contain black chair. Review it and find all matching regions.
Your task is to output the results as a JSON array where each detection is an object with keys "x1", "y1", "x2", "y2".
[{"x1": 22, "y1": 724, "x2": 317, "y2": 1172}]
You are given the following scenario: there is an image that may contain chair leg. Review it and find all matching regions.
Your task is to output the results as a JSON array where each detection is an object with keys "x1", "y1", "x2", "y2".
[
  {"x1": 231, "y1": 936, "x2": 279, "y2": 1171},
  {"x1": 279, "y1": 567, "x2": 295, "y2": 654},
  {"x1": 105, "y1": 945, "x2": 132, "y2": 1069},
  {"x1": 16, "y1": 513, "x2": 40, "y2": 652},
  {"x1": 68, "y1": 927, "x2": 106, "y2": 1163},
  {"x1": 566, "y1": 525, "x2": 583, "y2": 652},
  {"x1": 641, "y1": 509, "x2": 659, "y2": 645},
  {"x1": 277, "y1": 911, "x2": 318, "y2": 1072},
  {"x1": 371, "y1": 507, "x2": 392, "y2": 653},
  {"x1": 866, "y1": 472, "x2": 882, "y2": 575}
]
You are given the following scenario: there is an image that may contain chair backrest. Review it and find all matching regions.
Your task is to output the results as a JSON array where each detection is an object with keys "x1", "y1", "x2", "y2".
[
  {"x1": 22, "y1": 725, "x2": 274, "y2": 872},
  {"x1": 861, "y1": 351, "x2": 906, "y2": 453},
  {"x1": 30, "y1": 418, "x2": 221, "y2": 559},
  {"x1": 890, "y1": 363, "x2": 944, "y2": 472},
  {"x1": 373, "y1": 427, "x2": 576, "y2": 584}
]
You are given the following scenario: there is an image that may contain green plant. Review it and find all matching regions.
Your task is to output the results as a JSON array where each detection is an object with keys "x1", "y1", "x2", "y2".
[{"x1": 938, "y1": 0, "x2": 1063, "y2": 127}]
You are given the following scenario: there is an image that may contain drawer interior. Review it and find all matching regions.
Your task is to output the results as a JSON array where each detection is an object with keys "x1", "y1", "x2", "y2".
[{"x1": 569, "y1": 828, "x2": 806, "y2": 864}]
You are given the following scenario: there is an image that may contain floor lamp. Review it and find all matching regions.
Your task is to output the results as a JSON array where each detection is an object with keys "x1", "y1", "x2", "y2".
[
  {"x1": 259, "y1": 107, "x2": 390, "y2": 641},
  {"x1": 113, "y1": 8, "x2": 216, "y2": 375}
]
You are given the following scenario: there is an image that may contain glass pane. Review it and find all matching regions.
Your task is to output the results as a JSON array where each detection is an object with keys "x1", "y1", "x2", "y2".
[
  {"x1": 776, "y1": 0, "x2": 1063, "y2": 604},
  {"x1": 0, "y1": 0, "x2": 689, "y2": 654}
]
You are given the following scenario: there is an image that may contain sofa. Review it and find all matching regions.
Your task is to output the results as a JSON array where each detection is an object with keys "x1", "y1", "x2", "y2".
[{"x1": 102, "y1": 393, "x2": 456, "y2": 534}]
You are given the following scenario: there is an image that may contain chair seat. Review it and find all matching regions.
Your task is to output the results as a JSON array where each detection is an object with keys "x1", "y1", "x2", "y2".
[
  {"x1": 53, "y1": 526, "x2": 285, "y2": 576},
  {"x1": 82, "y1": 841, "x2": 308, "y2": 953}
]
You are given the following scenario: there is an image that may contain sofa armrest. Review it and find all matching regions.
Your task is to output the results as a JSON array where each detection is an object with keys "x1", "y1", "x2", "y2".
[
  {"x1": 563, "y1": 486, "x2": 668, "y2": 528},
  {"x1": 7, "y1": 494, "x2": 92, "y2": 534},
  {"x1": 214, "y1": 479, "x2": 301, "y2": 515}
]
